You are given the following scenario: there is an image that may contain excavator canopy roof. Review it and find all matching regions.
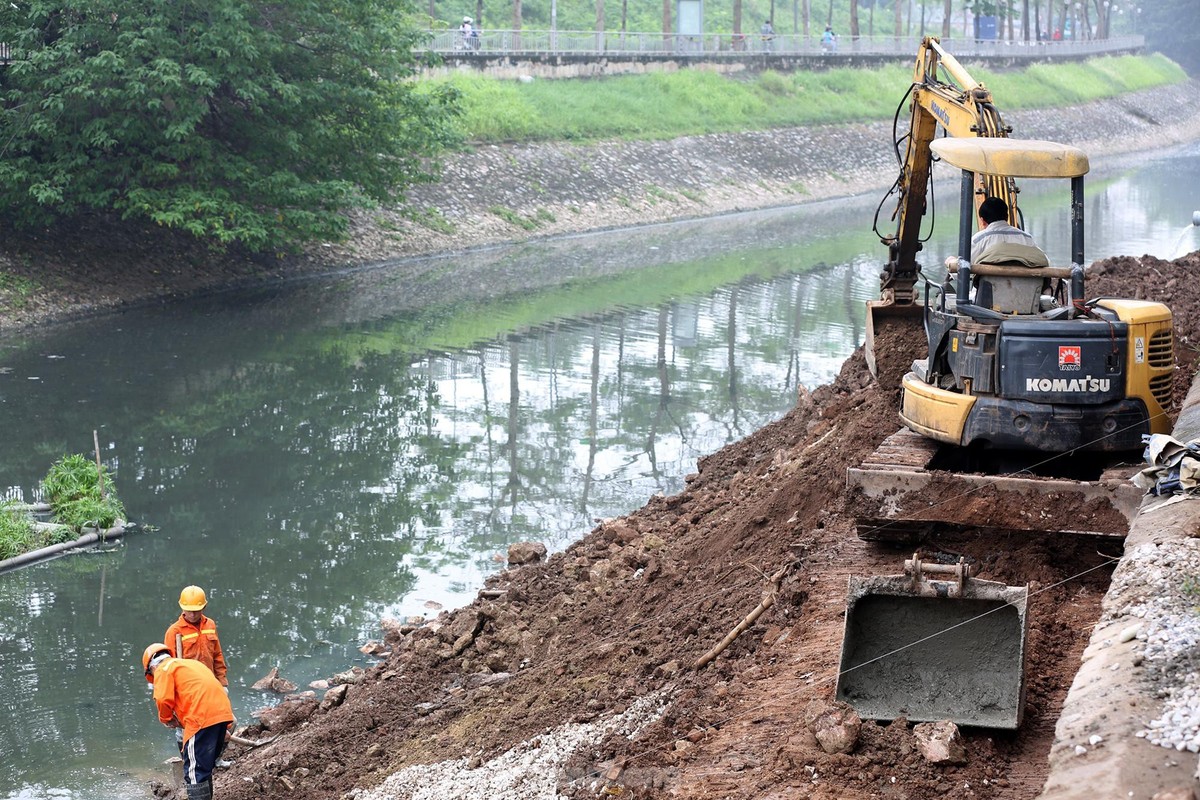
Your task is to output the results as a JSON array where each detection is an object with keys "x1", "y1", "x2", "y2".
[{"x1": 931, "y1": 137, "x2": 1090, "y2": 178}]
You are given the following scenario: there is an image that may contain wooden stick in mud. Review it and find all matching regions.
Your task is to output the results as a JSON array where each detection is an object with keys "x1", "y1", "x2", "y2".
[
  {"x1": 93, "y1": 430, "x2": 106, "y2": 500},
  {"x1": 693, "y1": 566, "x2": 788, "y2": 670},
  {"x1": 231, "y1": 733, "x2": 278, "y2": 748}
]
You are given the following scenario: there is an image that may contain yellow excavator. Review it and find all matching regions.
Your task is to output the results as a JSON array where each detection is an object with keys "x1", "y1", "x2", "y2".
[
  {"x1": 852, "y1": 36, "x2": 1173, "y2": 542},
  {"x1": 836, "y1": 38, "x2": 1175, "y2": 731}
]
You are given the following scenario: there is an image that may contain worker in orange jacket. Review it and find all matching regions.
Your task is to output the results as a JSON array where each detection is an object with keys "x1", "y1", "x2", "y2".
[
  {"x1": 143, "y1": 643, "x2": 234, "y2": 800},
  {"x1": 165, "y1": 585, "x2": 229, "y2": 687}
]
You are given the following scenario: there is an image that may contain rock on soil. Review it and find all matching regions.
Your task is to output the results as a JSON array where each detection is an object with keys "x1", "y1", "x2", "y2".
[{"x1": 206, "y1": 250, "x2": 1200, "y2": 800}]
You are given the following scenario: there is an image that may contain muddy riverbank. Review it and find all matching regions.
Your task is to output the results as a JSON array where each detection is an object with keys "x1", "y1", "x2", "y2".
[
  {"x1": 1, "y1": 80, "x2": 1199, "y2": 334},
  {"x1": 195, "y1": 248, "x2": 1200, "y2": 800}
]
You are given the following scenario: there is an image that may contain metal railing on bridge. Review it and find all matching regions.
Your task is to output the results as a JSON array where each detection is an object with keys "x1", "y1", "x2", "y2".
[{"x1": 425, "y1": 29, "x2": 1143, "y2": 60}]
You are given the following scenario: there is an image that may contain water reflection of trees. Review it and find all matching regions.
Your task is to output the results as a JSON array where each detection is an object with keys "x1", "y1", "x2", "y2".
[
  {"x1": 0, "y1": 266, "x2": 868, "y2": 793},
  {"x1": 433, "y1": 270, "x2": 865, "y2": 560}
]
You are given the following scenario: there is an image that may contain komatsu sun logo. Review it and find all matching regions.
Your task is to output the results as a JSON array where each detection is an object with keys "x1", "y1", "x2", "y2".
[
  {"x1": 1058, "y1": 346, "x2": 1082, "y2": 371},
  {"x1": 1026, "y1": 376, "x2": 1111, "y2": 392}
]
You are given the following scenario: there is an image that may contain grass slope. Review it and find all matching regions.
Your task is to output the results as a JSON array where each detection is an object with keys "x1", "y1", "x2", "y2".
[{"x1": 431, "y1": 53, "x2": 1186, "y2": 142}]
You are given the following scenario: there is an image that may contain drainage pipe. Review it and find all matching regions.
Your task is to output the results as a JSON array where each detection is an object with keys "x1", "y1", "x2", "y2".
[{"x1": 0, "y1": 524, "x2": 128, "y2": 575}]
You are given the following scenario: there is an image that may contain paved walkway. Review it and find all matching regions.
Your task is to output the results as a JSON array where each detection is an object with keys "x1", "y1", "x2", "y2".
[{"x1": 424, "y1": 29, "x2": 1143, "y2": 61}]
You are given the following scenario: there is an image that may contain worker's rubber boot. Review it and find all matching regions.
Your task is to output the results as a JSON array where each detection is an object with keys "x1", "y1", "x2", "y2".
[{"x1": 185, "y1": 779, "x2": 213, "y2": 800}]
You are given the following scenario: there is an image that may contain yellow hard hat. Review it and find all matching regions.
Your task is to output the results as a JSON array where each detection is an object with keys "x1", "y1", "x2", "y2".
[
  {"x1": 178, "y1": 585, "x2": 208, "y2": 611},
  {"x1": 142, "y1": 642, "x2": 171, "y2": 683}
]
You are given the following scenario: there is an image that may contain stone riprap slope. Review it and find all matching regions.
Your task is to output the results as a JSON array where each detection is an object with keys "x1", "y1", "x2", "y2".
[{"x1": 0, "y1": 80, "x2": 1198, "y2": 333}]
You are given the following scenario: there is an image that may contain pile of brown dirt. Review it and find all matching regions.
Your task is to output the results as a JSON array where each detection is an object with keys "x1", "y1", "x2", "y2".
[{"x1": 206, "y1": 249, "x2": 1200, "y2": 800}]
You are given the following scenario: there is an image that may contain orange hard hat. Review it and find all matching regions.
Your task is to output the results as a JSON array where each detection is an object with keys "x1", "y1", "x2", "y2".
[
  {"x1": 142, "y1": 643, "x2": 171, "y2": 683},
  {"x1": 178, "y1": 585, "x2": 207, "y2": 611}
]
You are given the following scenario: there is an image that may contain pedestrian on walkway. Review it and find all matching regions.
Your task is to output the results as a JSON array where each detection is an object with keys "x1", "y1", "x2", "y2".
[
  {"x1": 459, "y1": 16, "x2": 474, "y2": 50},
  {"x1": 821, "y1": 24, "x2": 838, "y2": 52},
  {"x1": 142, "y1": 643, "x2": 234, "y2": 800},
  {"x1": 760, "y1": 19, "x2": 775, "y2": 51}
]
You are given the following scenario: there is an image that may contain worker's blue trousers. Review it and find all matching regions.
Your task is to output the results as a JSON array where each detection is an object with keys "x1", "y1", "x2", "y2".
[{"x1": 182, "y1": 723, "x2": 228, "y2": 785}]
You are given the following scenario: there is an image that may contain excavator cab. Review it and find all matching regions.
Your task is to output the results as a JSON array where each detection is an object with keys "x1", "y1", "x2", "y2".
[{"x1": 901, "y1": 137, "x2": 1173, "y2": 453}]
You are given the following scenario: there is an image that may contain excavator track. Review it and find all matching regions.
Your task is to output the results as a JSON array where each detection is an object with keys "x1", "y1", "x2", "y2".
[{"x1": 846, "y1": 428, "x2": 1143, "y2": 542}]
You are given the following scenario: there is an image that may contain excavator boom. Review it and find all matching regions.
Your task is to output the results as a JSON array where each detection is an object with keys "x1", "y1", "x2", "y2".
[{"x1": 866, "y1": 37, "x2": 1017, "y2": 381}]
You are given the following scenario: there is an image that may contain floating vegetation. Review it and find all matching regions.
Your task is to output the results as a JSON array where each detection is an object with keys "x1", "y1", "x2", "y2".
[{"x1": 42, "y1": 453, "x2": 126, "y2": 531}]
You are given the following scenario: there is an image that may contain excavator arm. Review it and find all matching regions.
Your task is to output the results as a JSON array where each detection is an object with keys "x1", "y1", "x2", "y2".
[
  {"x1": 866, "y1": 37, "x2": 1018, "y2": 378},
  {"x1": 882, "y1": 38, "x2": 1016, "y2": 302}
]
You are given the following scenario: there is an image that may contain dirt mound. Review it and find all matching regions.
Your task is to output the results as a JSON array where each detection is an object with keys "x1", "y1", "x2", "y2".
[
  {"x1": 208, "y1": 251, "x2": 1199, "y2": 800},
  {"x1": 1086, "y1": 252, "x2": 1200, "y2": 409}
]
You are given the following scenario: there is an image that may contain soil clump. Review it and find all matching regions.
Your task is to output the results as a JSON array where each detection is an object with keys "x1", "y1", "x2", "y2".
[{"x1": 199, "y1": 251, "x2": 1200, "y2": 800}]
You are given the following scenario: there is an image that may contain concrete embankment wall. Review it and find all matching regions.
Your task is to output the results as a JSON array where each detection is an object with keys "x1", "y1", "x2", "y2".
[
  {"x1": 332, "y1": 79, "x2": 1200, "y2": 269},
  {"x1": 1038, "y1": 380, "x2": 1200, "y2": 798},
  {"x1": 424, "y1": 49, "x2": 1139, "y2": 81}
]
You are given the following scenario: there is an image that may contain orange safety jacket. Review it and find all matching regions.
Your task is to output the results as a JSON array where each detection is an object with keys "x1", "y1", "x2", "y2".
[
  {"x1": 165, "y1": 614, "x2": 228, "y2": 686},
  {"x1": 152, "y1": 657, "x2": 234, "y2": 744}
]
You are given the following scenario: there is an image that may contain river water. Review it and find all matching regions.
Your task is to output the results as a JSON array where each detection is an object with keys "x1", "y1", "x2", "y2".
[{"x1": 1, "y1": 144, "x2": 1198, "y2": 798}]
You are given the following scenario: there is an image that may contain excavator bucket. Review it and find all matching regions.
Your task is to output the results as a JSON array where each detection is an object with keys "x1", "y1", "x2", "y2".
[
  {"x1": 864, "y1": 300, "x2": 926, "y2": 385},
  {"x1": 835, "y1": 556, "x2": 1029, "y2": 729}
]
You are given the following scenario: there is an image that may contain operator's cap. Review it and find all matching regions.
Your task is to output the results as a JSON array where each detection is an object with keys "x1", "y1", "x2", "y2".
[{"x1": 178, "y1": 585, "x2": 207, "y2": 611}]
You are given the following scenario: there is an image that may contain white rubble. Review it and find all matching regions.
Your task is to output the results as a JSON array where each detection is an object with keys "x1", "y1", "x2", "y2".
[{"x1": 348, "y1": 690, "x2": 669, "y2": 800}]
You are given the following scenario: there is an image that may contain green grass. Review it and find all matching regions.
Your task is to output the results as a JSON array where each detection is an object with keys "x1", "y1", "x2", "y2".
[
  {"x1": 42, "y1": 454, "x2": 126, "y2": 531},
  {"x1": 646, "y1": 185, "x2": 678, "y2": 203},
  {"x1": 0, "y1": 271, "x2": 37, "y2": 309},
  {"x1": 0, "y1": 503, "x2": 37, "y2": 560},
  {"x1": 0, "y1": 502, "x2": 74, "y2": 561},
  {"x1": 489, "y1": 205, "x2": 540, "y2": 230},
  {"x1": 972, "y1": 54, "x2": 1187, "y2": 109},
  {"x1": 398, "y1": 206, "x2": 457, "y2": 234},
  {"x1": 434, "y1": 53, "x2": 1186, "y2": 144}
]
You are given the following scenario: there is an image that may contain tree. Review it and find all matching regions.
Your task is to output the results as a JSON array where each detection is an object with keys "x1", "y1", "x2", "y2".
[
  {"x1": 0, "y1": 0, "x2": 462, "y2": 252},
  {"x1": 1141, "y1": 0, "x2": 1200, "y2": 76}
]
